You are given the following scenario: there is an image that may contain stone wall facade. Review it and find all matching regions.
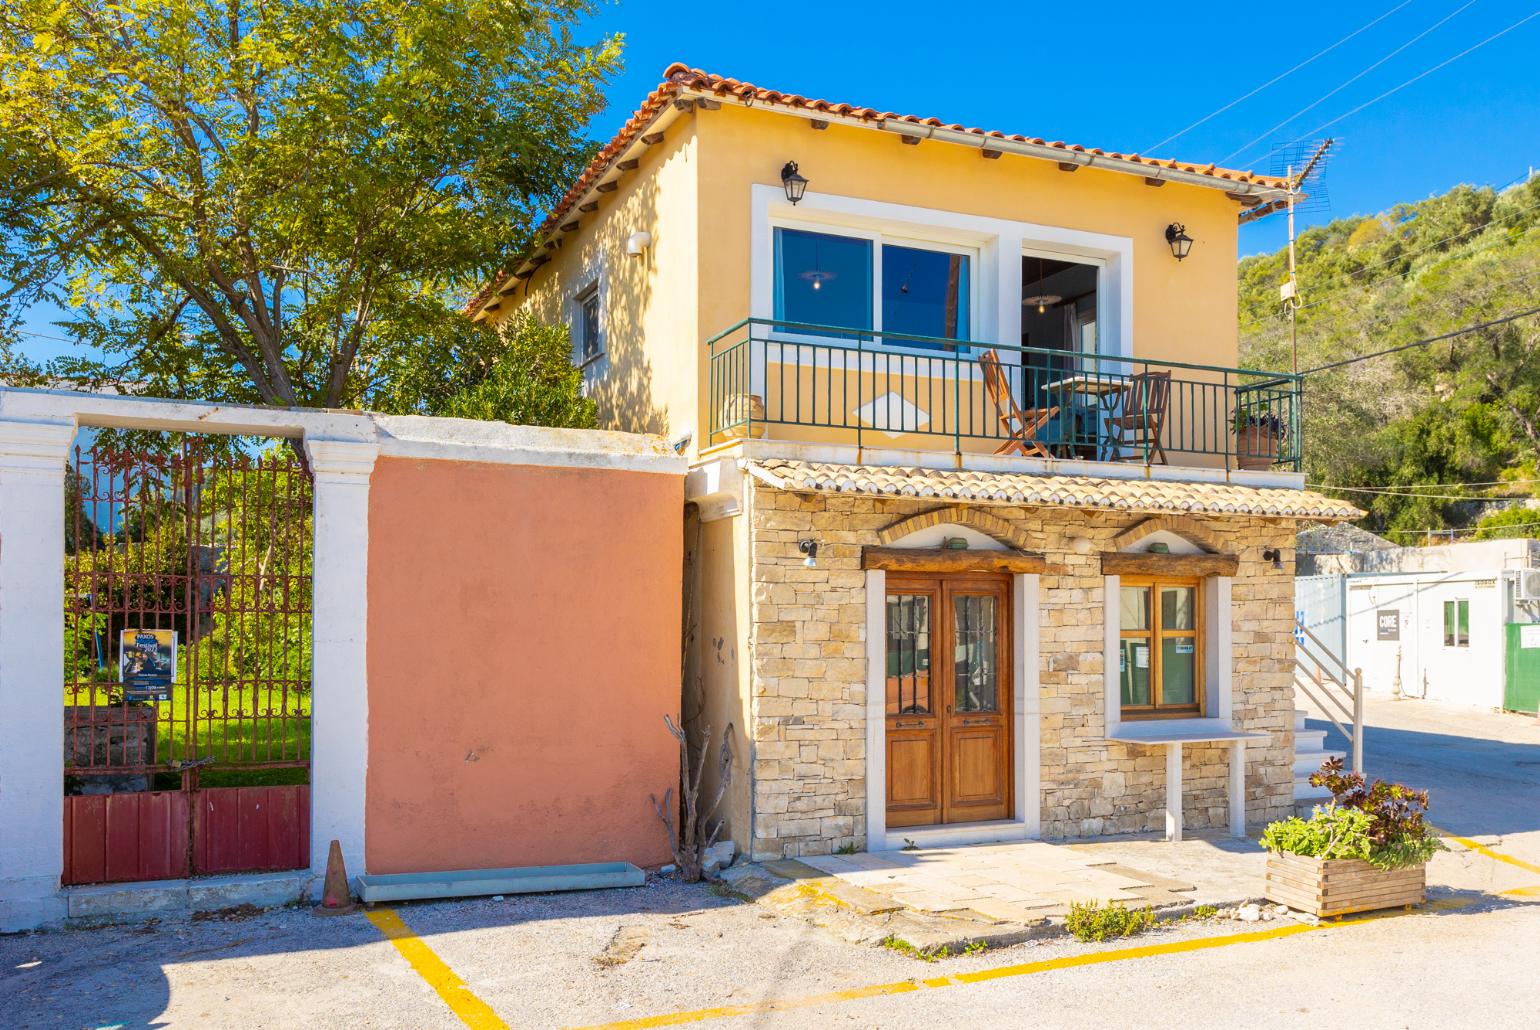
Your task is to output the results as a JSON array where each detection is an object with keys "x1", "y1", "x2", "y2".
[{"x1": 743, "y1": 480, "x2": 1300, "y2": 861}]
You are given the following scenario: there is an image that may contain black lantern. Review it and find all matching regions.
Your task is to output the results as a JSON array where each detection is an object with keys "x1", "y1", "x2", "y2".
[
  {"x1": 781, "y1": 161, "x2": 809, "y2": 205},
  {"x1": 1165, "y1": 222, "x2": 1194, "y2": 261}
]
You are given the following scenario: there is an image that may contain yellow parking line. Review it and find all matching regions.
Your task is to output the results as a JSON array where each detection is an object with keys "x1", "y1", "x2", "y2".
[
  {"x1": 1445, "y1": 834, "x2": 1540, "y2": 877},
  {"x1": 567, "y1": 916, "x2": 1381, "y2": 1030},
  {"x1": 366, "y1": 908, "x2": 510, "y2": 1030}
]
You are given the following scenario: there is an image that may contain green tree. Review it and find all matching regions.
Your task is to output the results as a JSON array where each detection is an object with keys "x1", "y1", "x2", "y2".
[
  {"x1": 1241, "y1": 175, "x2": 1540, "y2": 534},
  {"x1": 0, "y1": 0, "x2": 618, "y2": 421},
  {"x1": 370, "y1": 315, "x2": 596, "y2": 426},
  {"x1": 1472, "y1": 506, "x2": 1540, "y2": 540}
]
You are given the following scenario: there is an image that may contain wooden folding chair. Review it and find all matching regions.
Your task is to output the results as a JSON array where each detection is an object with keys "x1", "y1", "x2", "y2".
[
  {"x1": 1104, "y1": 370, "x2": 1171, "y2": 464},
  {"x1": 979, "y1": 350, "x2": 1059, "y2": 459}
]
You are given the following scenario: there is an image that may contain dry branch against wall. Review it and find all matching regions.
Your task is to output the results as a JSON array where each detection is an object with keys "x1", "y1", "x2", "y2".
[{"x1": 651, "y1": 715, "x2": 733, "y2": 882}]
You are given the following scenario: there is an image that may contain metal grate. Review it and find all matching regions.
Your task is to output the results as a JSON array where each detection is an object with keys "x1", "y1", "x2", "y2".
[{"x1": 64, "y1": 434, "x2": 314, "y2": 785}]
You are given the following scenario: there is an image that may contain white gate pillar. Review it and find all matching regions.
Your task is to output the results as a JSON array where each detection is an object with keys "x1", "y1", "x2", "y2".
[
  {"x1": 0, "y1": 417, "x2": 76, "y2": 931},
  {"x1": 304, "y1": 437, "x2": 378, "y2": 884}
]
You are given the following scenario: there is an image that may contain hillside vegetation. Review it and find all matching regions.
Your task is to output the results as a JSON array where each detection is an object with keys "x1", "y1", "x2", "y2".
[{"x1": 1239, "y1": 175, "x2": 1540, "y2": 539}]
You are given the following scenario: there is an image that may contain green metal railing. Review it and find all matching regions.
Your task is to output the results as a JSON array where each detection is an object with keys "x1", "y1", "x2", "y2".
[{"x1": 705, "y1": 318, "x2": 1303, "y2": 470}]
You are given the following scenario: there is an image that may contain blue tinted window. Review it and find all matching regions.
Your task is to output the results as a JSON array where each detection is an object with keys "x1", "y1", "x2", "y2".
[
  {"x1": 774, "y1": 228, "x2": 872, "y2": 334},
  {"x1": 882, "y1": 245, "x2": 969, "y2": 346}
]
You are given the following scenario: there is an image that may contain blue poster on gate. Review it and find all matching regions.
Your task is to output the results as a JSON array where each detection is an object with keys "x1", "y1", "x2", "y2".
[{"x1": 119, "y1": 629, "x2": 176, "y2": 702}]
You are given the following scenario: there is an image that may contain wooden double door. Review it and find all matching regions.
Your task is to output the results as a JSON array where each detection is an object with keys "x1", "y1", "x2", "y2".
[{"x1": 884, "y1": 572, "x2": 1012, "y2": 827}]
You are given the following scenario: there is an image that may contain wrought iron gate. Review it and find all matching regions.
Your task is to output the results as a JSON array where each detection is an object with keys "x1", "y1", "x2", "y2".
[{"x1": 62, "y1": 434, "x2": 314, "y2": 885}]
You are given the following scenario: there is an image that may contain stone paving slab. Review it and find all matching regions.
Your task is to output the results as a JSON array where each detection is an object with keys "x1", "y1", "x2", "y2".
[{"x1": 796, "y1": 840, "x2": 1188, "y2": 923}]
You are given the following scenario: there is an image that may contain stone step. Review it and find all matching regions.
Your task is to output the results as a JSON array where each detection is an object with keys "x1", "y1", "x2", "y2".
[
  {"x1": 1294, "y1": 749, "x2": 1344, "y2": 777},
  {"x1": 1294, "y1": 709, "x2": 1310, "y2": 732},
  {"x1": 1292, "y1": 780, "x2": 1333, "y2": 804},
  {"x1": 1294, "y1": 728, "x2": 1327, "y2": 750},
  {"x1": 65, "y1": 870, "x2": 315, "y2": 925}
]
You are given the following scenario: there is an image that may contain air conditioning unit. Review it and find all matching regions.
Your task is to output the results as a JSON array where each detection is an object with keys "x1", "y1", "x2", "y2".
[{"x1": 1516, "y1": 570, "x2": 1540, "y2": 602}]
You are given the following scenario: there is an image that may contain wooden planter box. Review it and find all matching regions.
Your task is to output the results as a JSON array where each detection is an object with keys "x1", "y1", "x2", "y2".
[{"x1": 1265, "y1": 851, "x2": 1426, "y2": 917}]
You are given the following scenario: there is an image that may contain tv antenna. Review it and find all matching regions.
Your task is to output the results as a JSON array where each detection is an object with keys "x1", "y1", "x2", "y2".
[{"x1": 1278, "y1": 139, "x2": 1333, "y2": 373}]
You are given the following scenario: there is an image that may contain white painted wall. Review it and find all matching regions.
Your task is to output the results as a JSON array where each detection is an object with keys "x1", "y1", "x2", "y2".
[{"x1": 1343, "y1": 571, "x2": 1506, "y2": 709}]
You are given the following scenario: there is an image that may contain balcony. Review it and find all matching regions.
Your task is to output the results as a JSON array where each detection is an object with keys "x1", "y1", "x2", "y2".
[{"x1": 705, "y1": 319, "x2": 1302, "y2": 472}]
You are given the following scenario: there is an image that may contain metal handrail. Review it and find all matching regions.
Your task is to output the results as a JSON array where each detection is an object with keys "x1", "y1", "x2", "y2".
[
  {"x1": 705, "y1": 318, "x2": 1303, "y2": 470},
  {"x1": 1294, "y1": 617, "x2": 1364, "y2": 776},
  {"x1": 705, "y1": 317, "x2": 1303, "y2": 381}
]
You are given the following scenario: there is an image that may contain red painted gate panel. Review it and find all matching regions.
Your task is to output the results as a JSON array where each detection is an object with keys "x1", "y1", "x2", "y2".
[
  {"x1": 63, "y1": 792, "x2": 190, "y2": 885},
  {"x1": 192, "y1": 786, "x2": 310, "y2": 875}
]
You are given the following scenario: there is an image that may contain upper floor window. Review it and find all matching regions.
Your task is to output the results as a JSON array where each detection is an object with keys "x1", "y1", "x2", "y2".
[
  {"x1": 575, "y1": 283, "x2": 601, "y2": 365},
  {"x1": 1443, "y1": 598, "x2": 1469, "y2": 647},
  {"x1": 773, "y1": 227, "x2": 970, "y2": 348}
]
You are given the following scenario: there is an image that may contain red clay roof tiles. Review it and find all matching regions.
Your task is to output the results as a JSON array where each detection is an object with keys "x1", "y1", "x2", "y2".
[{"x1": 466, "y1": 64, "x2": 1291, "y2": 316}]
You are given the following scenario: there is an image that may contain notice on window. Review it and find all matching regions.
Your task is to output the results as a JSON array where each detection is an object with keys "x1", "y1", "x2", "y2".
[
  {"x1": 1174, "y1": 640, "x2": 1195, "y2": 655},
  {"x1": 1134, "y1": 645, "x2": 1149, "y2": 668},
  {"x1": 120, "y1": 629, "x2": 176, "y2": 702},
  {"x1": 1521, "y1": 625, "x2": 1540, "y2": 649}
]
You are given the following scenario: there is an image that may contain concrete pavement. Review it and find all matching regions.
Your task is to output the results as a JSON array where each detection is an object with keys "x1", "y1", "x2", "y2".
[{"x1": 4, "y1": 694, "x2": 1537, "y2": 1029}]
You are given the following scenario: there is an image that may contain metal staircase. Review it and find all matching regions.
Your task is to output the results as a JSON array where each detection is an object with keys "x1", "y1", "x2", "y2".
[{"x1": 1293, "y1": 619, "x2": 1363, "y2": 806}]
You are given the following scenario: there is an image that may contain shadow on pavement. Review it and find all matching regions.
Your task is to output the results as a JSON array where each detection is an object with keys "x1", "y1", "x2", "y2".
[{"x1": 1310, "y1": 713, "x2": 1540, "y2": 837}]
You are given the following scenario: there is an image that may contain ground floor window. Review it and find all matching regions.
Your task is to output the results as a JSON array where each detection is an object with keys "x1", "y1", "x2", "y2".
[
  {"x1": 1443, "y1": 598, "x2": 1470, "y2": 647},
  {"x1": 1119, "y1": 576, "x2": 1203, "y2": 718}
]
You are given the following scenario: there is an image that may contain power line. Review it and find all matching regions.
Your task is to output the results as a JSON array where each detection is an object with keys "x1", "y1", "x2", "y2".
[
  {"x1": 1315, "y1": 487, "x2": 1528, "y2": 501},
  {"x1": 1221, "y1": 1, "x2": 1477, "y2": 167},
  {"x1": 1382, "y1": 519, "x2": 1540, "y2": 536},
  {"x1": 1297, "y1": 192, "x2": 1540, "y2": 298},
  {"x1": 1143, "y1": 2, "x2": 1414, "y2": 154},
  {"x1": 1312, "y1": 479, "x2": 1540, "y2": 495},
  {"x1": 1301, "y1": 304, "x2": 1540, "y2": 373},
  {"x1": 1252, "y1": 8, "x2": 1540, "y2": 169},
  {"x1": 6, "y1": 327, "x2": 79, "y2": 345},
  {"x1": 1243, "y1": 242, "x2": 1540, "y2": 332},
  {"x1": 1311, "y1": 477, "x2": 1540, "y2": 490}
]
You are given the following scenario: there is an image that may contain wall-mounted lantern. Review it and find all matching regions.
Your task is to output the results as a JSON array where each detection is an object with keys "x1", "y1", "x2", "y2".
[
  {"x1": 1262, "y1": 547, "x2": 1284, "y2": 570},
  {"x1": 798, "y1": 538, "x2": 819, "y2": 568},
  {"x1": 781, "y1": 161, "x2": 809, "y2": 205},
  {"x1": 1165, "y1": 223, "x2": 1194, "y2": 261}
]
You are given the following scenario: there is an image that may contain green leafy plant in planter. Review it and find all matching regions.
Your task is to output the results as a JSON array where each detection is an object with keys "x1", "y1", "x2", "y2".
[{"x1": 1260, "y1": 758, "x2": 1446, "y2": 871}]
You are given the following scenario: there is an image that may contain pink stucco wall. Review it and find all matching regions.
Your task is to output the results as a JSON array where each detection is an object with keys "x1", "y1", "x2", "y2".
[{"x1": 365, "y1": 456, "x2": 681, "y2": 873}]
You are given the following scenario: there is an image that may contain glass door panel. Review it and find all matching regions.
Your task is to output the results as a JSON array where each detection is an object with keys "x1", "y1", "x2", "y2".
[
  {"x1": 952, "y1": 594, "x2": 999, "y2": 713},
  {"x1": 886, "y1": 594, "x2": 932, "y2": 715}
]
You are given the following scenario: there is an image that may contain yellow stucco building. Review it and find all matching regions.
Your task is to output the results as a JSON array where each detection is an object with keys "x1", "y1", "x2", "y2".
[{"x1": 473, "y1": 65, "x2": 1359, "y2": 860}]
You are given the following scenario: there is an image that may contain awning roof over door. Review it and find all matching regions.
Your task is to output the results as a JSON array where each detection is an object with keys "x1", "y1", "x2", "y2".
[{"x1": 745, "y1": 459, "x2": 1363, "y2": 522}]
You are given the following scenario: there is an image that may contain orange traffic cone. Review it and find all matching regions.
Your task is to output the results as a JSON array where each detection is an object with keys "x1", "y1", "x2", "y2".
[{"x1": 314, "y1": 839, "x2": 359, "y2": 915}]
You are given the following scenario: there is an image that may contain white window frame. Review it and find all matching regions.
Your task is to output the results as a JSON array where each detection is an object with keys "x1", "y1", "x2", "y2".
[
  {"x1": 769, "y1": 219, "x2": 982, "y2": 358},
  {"x1": 748, "y1": 184, "x2": 1134, "y2": 388}
]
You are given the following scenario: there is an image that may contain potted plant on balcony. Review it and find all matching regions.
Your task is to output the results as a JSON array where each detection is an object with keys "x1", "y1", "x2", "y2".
[
  {"x1": 1260, "y1": 758, "x2": 1445, "y2": 918},
  {"x1": 1232, "y1": 408, "x2": 1287, "y2": 470},
  {"x1": 718, "y1": 393, "x2": 767, "y2": 440}
]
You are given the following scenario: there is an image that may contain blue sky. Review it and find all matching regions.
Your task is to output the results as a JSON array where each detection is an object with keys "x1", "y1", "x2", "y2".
[{"x1": 14, "y1": 0, "x2": 1539, "y2": 362}]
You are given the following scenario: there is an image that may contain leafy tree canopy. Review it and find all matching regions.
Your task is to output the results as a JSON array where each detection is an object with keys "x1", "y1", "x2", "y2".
[
  {"x1": 1241, "y1": 175, "x2": 1540, "y2": 538},
  {"x1": 1, "y1": 0, "x2": 618, "y2": 421}
]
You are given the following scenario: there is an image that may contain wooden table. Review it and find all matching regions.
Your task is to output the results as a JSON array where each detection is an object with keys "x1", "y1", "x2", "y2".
[{"x1": 1039, "y1": 375, "x2": 1127, "y2": 461}]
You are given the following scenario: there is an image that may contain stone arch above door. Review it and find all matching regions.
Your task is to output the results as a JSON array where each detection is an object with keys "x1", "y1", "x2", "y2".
[{"x1": 876, "y1": 507, "x2": 1033, "y2": 552}]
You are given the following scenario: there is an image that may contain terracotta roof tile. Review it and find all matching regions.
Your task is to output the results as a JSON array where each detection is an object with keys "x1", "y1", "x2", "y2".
[
  {"x1": 466, "y1": 64, "x2": 1292, "y2": 316},
  {"x1": 745, "y1": 459, "x2": 1364, "y2": 523}
]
